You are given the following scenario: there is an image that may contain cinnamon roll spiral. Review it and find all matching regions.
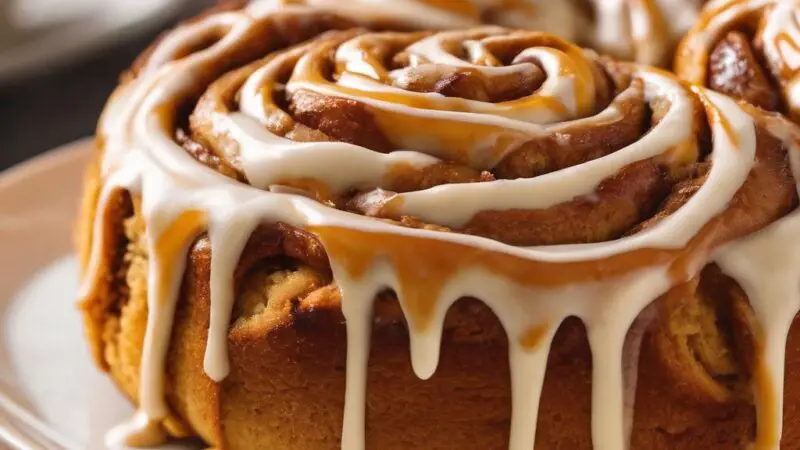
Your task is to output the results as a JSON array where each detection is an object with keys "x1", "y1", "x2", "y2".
[
  {"x1": 78, "y1": 3, "x2": 800, "y2": 450},
  {"x1": 191, "y1": 27, "x2": 668, "y2": 247}
]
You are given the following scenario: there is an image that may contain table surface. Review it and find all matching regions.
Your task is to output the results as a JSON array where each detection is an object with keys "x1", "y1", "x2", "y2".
[{"x1": 0, "y1": 3, "x2": 212, "y2": 171}]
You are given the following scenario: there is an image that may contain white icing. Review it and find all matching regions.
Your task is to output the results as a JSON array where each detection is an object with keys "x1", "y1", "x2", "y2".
[
  {"x1": 217, "y1": 112, "x2": 441, "y2": 193},
  {"x1": 290, "y1": 28, "x2": 597, "y2": 126},
  {"x1": 105, "y1": 411, "x2": 166, "y2": 448},
  {"x1": 716, "y1": 211, "x2": 800, "y2": 450},
  {"x1": 204, "y1": 211, "x2": 260, "y2": 381},
  {"x1": 594, "y1": 0, "x2": 632, "y2": 60},
  {"x1": 507, "y1": 330, "x2": 554, "y2": 450},
  {"x1": 585, "y1": 270, "x2": 672, "y2": 450},
  {"x1": 80, "y1": 7, "x2": 800, "y2": 450},
  {"x1": 390, "y1": 74, "x2": 685, "y2": 226}
]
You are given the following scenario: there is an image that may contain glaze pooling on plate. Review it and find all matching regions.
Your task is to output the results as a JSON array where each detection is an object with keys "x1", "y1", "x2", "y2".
[{"x1": 79, "y1": 3, "x2": 800, "y2": 450}]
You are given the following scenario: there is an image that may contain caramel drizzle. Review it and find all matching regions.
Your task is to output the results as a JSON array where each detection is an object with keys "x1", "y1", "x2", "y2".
[
  {"x1": 753, "y1": 342, "x2": 780, "y2": 450},
  {"x1": 310, "y1": 219, "x2": 723, "y2": 327},
  {"x1": 694, "y1": 86, "x2": 741, "y2": 147},
  {"x1": 286, "y1": 31, "x2": 598, "y2": 166},
  {"x1": 292, "y1": 31, "x2": 597, "y2": 116}
]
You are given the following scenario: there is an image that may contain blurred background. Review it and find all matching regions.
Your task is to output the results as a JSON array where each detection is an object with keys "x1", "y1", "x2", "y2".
[{"x1": 0, "y1": 0, "x2": 216, "y2": 170}]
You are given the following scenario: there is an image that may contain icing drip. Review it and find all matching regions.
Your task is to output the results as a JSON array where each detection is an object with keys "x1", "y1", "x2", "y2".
[
  {"x1": 139, "y1": 206, "x2": 207, "y2": 417},
  {"x1": 336, "y1": 278, "x2": 376, "y2": 450},
  {"x1": 716, "y1": 212, "x2": 800, "y2": 450},
  {"x1": 714, "y1": 114, "x2": 800, "y2": 450},
  {"x1": 80, "y1": 4, "x2": 800, "y2": 449},
  {"x1": 203, "y1": 213, "x2": 260, "y2": 381},
  {"x1": 621, "y1": 305, "x2": 657, "y2": 440}
]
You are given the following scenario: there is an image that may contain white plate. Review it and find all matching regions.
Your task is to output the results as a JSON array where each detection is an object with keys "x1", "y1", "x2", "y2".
[
  {"x1": 0, "y1": 139, "x2": 196, "y2": 449},
  {"x1": 0, "y1": 0, "x2": 186, "y2": 84}
]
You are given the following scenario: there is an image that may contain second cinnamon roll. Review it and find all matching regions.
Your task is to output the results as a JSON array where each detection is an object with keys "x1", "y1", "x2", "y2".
[{"x1": 676, "y1": 0, "x2": 800, "y2": 122}]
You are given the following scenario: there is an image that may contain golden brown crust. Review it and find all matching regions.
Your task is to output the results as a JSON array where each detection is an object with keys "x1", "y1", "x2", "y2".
[
  {"x1": 706, "y1": 31, "x2": 782, "y2": 113},
  {"x1": 79, "y1": 185, "x2": 132, "y2": 369}
]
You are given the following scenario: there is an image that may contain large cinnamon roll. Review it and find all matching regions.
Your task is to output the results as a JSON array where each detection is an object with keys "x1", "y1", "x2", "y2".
[
  {"x1": 676, "y1": 0, "x2": 800, "y2": 122},
  {"x1": 78, "y1": 3, "x2": 800, "y2": 450}
]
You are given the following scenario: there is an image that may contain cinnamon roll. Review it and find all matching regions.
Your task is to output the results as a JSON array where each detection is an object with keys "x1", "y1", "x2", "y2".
[
  {"x1": 676, "y1": 0, "x2": 800, "y2": 122},
  {"x1": 78, "y1": 3, "x2": 800, "y2": 450}
]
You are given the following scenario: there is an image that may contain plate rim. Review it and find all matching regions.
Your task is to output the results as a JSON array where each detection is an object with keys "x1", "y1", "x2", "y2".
[{"x1": 0, "y1": 137, "x2": 95, "y2": 450}]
